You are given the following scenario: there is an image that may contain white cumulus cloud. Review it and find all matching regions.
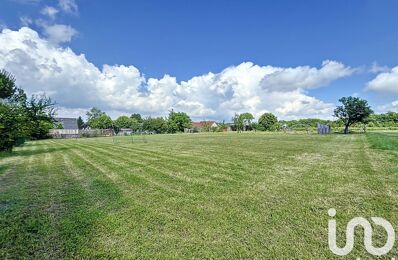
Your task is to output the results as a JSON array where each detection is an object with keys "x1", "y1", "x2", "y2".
[
  {"x1": 367, "y1": 66, "x2": 398, "y2": 93},
  {"x1": 260, "y1": 60, "x2": 354, "y2": 92},
  {"x1": 0, "y1": 27, "x2": 354, "y2": 120},
  {"x1": 39, "y1": 23, "x2": 77, "y2": 44}
]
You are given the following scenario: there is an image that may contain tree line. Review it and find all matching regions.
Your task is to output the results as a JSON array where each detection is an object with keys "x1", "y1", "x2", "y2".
[
  {"x1": 84, "y1": 94, "x2": 377, "y2": 135},
  {"x1": 0, "y1": 69, "x2": 387, "y2": 152},
  {"x1": 231, "y1": 97, "x2": 377, "y2": 134},
  {"x1": 80, "y1": 107, "x2": 192, "y2": 134}
]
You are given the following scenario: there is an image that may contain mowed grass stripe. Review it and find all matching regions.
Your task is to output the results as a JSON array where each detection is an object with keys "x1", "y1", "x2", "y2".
[
  {"x1": 61, "y1": 135, "x2": 314, "y2": 186},
  {"x1": 54, "y1": 139, "x2": 216, "y2": 233},
  {"x1": 76, "y1": 138, "x2": 247, "y2": 181},
  {"x1": 58, "y1": 140, "x2": 189, "y2": 195},
  {"x1": 64, "y1": 137, "x2": 355, "y2": 257},
  {"x1": 76, "y1": 140, "x2": 239, "y2": 186},
  {"x1": 59, "y1": 148, "x2": 161, "y2": 258},
  {"x1": 53, "y1": 140, "x2": 165, "y2": 194},
  {"x1": 1, "y1": 143, "x2": 61, "y2": 258},
  {"x1": 49, "y1": 141, "x2": 231, "y2": 257}
]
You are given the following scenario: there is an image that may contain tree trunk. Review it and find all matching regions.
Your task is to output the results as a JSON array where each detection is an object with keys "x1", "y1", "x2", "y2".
[{"x1": 344, "y1": 124, "x2": 349, "y2": 134}]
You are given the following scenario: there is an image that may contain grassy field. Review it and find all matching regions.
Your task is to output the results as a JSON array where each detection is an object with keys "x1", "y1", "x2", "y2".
[{"x1": 1, "y1": 132, "x2": 398, "y2": 258}]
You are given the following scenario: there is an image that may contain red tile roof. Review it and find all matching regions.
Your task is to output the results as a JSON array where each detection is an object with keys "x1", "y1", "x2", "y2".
[{"x1": 191, "y1": 121, "x2": 216, "y2": 128}]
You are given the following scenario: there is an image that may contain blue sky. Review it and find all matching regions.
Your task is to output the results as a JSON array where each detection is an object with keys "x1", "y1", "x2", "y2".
[{"x1": 1, "y1": 0, "x2": 398, "y2": 120}]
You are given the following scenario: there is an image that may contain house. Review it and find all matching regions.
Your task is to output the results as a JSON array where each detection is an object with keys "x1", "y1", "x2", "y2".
[
  {"x1": 187, "y1": 121, "x2": 219, "y2": 132},
  {"x1": 50, "y1": 117, "x2": 79, "y2": 138},
  {"x1": 54, "y1": 117, "x2": 78, "y2": 129}
]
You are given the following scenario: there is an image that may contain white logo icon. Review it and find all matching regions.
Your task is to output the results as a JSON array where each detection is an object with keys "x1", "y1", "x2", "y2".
[{"x1": 328, "y1": 208, "x2": 395, "y2": 256}]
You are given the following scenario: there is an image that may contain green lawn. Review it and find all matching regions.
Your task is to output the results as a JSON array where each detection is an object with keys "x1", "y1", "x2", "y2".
[{"x1": 1, "y1": 132, "x2": 398, "y2": 258}]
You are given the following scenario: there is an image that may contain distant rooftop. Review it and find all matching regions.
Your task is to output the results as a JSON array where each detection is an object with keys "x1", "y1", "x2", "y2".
[
  {"x1": 55, "y1": 117, "x2": 78, "y2": 130},
  {"x1": 191, "y1": 121, "x2": 217, "y2": 128}
]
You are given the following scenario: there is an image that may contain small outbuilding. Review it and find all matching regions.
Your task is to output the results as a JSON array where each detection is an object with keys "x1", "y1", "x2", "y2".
[{"x1": 118, "y1": 128, "x2": 133, "y2": 135}]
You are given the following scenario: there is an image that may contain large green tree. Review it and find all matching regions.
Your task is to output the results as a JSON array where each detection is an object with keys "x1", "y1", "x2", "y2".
[
  {"x1": 0, "y1": 70, "x2": 54, "y2": 151},
  {"x1": 239, "y1": 112, "x2": 254, "y2": 131},
  {"x1": 89, "y1": 114, "x2": 113, "y2": 129},
  {"x1": 130, "y1": 113, "x2": 143, "y2": 123},
  {"x1": 232, "y1": 113, "x2": 244, "y2": 133},
  {"x1": 24, "y1": 94, "x2": 55, "y2": 139},
  {"x1": 258, "y1": 113, "x2": 279, "y2": 131},
  {"x1": 86, "y1": 107, "x2": 105, "y2": 126},
  {"x1": 142, "y1": 117, "x2": 168, "y2": 134},
  {"x1": 0, "y1": 76, "x2": 29, "y2": 150},
  {"x1": 86, "y1": 108, "x2": 113, "y2": 129},
  {"x1": 0, "y1": 103, "x2": 28, "y2": 151},
  {"x1": 0, "y1": 69, "x2": 16, "y2": 99},
  {"x1": 114, "y1": 116, "x2": 140, "y2": 131},
  {"x1": 334, "y1": 96, "x2": 373, "y2": 134},
  {"x1": 77, "y1": 116, "x2": 84, "y2": 129},
  {"x1": 167, "y1": 110, "x2": 192, "y2": 133}
]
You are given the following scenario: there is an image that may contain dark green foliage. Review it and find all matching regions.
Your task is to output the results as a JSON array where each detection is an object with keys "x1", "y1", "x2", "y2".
[
  {"x1": 142, "y1": 117, "x2": 168, "y2": 133},
  {"x1": 24, "y1": 95, "x2": 55, "y2": 140},
  {"x1": 130, "y1": 113, "x2": 143, "y2": 123},
  {"x1": 167, "y1": 110, "x2": 192, "y2": 133},
  {"x1": 0, "y1": 70, "x2": 55, "y2": 151},
  {"x1": 0, "y1": 69, "x2": 16, "y2": 99},
  {"x1": 367, "y1": 112, "x2": 398, "y2": 128},
  {"x1": 113, "y1": 116, "x2": 140, "y2": 134},
  {"x1": 55, "y1": 123, "x2": 64, "y2": 129},
  {"x1": 232, "y1": 112, "x2": 254, "y2": 132},
  {"x1": 89, "y1": 114, "x2": 113, "y2": 129},
  {"x1": 334, "y1": 96, "x2": 373, "y2": 134},
  {"x1": 258, "y1": 113, "x2": 279, "y2": 131},
  {"x1": 86, "y1": 107, "x2": 105, "y2": 126},
  {"x1": 86, "y1": 107, "x2": 113, "y2": 129},
  {"x1": 239, "y1": 112, "x2": 254, "y2": 131},
  {"x1": 279, "y1": 118, "x2": 334, "y2": 128},
  {"x1": 232, "y1": 113, "x2": 244, "y2": 132},
  {"x1": 0, "y1": 103, "x2": 28, "y2": 151},
  {"x1": 114, "y1": 115, "x2": 131, "y2": 129},
  {"x1": 77, "y1": 116, "x2": 84, "y2": 129}
]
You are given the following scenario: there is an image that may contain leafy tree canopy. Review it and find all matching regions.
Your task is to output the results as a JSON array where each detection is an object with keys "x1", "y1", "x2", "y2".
[
  {"x1": 239, "y1": 113, "x2": 254, "y2": 125},
  {"x1": 167, "y1": 110, "x2": 192, "y2": 133},
  {"x1": 89, "y1": 114, "x2": 113, "y2": 129},
  {"x1": 0, "y1": 70, "x2": 55, "y2": 150},
  {"x1": 258, "y1": 113, "x2": 279, "y2": 131},
  {"x1": 0, "y1": 69, "x2": 16, "y2": 99},
  {"x1": 24, "y1": 95, "x2": 56, "y2": 139},
  {"x1": 334, "y1": 96, "x2": 373, "y2": 134},
  {"x1": 232, "y1": 112, "x2": 254, "y2": 132},
  {"x1": 77, "y1": 116, "x2": 84, "y2": 130},
  {"x1": 130, "y1": 113, "x2": 143, "y2": 123},
  {"x1": 143, "y1": 117, "x2": 168, "y2": 134},
  {"x1": 232, "y1": 113, "x2": 244, "y2": 132},
  {"x1": 86, "y1": 107, "x2": 105, "y2": 125},
  {"x1": 114, "y1": 115, "x2": 140, "y2": 130}
]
